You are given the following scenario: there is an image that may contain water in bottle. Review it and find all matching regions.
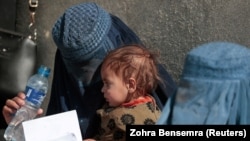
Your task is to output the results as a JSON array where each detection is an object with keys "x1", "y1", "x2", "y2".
[{"x1": 4, "y1": 65, "x2": 50, "y2": 141}]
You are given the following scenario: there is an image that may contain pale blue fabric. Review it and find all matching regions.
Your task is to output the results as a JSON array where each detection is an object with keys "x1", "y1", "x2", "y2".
[{"x1": 157, "y1": 42, "x2": 250, "y2": 125}]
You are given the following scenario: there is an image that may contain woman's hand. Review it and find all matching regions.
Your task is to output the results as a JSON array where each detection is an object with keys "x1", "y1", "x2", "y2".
[{"x1": 2, "y1": 92, "x2": 43, "y2": 124}]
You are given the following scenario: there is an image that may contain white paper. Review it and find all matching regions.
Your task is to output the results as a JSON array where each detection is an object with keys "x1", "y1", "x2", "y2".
[{"x1": 22, "y1": 110, "x2": 82, "y2": 141}]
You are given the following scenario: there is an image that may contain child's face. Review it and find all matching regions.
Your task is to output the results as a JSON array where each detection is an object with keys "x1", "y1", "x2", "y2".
[{"x1": 101, "y1": 68, "x2": 129, "y2": 107}]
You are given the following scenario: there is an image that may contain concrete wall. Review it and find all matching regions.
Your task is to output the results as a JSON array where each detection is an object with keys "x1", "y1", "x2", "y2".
[{"x1": 14, "y1": 0, "x2": 250, "y2": 114}]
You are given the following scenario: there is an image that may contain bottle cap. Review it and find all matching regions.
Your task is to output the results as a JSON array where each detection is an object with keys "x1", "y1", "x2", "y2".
[{"x1": 38, "y1": 65, "x2": 51, "y2": 77}]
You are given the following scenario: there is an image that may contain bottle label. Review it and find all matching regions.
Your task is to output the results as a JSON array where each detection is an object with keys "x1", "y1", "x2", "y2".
[{"x1": 25, "y1": 86, "x2": 45, "y2": 106}]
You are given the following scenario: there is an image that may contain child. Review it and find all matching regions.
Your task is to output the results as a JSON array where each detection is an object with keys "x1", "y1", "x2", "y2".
[{"x1": 86, "y1": 45, "x2": 162, "y2": 141}]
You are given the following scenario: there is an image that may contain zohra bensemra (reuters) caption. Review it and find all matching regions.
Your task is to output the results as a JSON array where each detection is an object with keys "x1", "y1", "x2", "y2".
[{"x1": 126, "y1": 125, "x2": 249, "y2": 140}]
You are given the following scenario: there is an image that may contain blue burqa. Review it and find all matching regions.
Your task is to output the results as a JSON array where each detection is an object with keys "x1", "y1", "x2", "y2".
[{"x1": 47, "y1": 15, "x2": 177, "y2": 138}]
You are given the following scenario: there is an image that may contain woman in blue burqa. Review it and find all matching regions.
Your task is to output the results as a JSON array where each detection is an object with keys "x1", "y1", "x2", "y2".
[
  {"x1": 157, "y1": 42, "x2": 250, "y2": 125},
  {"x1": 46, "y1": 2, "x2": 176, "y2": 139}
]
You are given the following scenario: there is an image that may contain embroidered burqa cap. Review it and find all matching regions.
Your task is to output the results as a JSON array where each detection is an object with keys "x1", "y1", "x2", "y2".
[
  {"x1": 157, "y1": 42, "x2": 250, "y2": 124},
  {"x1": 52, "y1": 2, "x2": 113, "y2": 62}
]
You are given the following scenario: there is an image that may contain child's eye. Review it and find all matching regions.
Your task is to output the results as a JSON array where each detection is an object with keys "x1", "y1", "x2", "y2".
[{"x1": 103, "y1": 82, "x2": 110, "y2": 88}]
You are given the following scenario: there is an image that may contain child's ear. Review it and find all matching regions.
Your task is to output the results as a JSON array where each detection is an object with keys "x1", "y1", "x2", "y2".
[{"x1": 127, "y1": 78, "x2": 136, "y2": 93}]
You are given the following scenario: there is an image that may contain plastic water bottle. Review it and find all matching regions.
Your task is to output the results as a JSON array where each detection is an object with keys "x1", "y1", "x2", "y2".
[{"x1": 4, "y1": 65, "x2": 50, "y2": 141}]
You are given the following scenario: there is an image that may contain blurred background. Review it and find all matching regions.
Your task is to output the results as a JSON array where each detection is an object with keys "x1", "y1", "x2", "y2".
[{"x1": 0, "y1": 0, "x2": 250, "y2": 140}]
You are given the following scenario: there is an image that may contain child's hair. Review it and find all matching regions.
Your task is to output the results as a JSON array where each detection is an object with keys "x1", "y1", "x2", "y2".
[{"x1": 101, "y1": 44, "x2": 162, "y2": 97}]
